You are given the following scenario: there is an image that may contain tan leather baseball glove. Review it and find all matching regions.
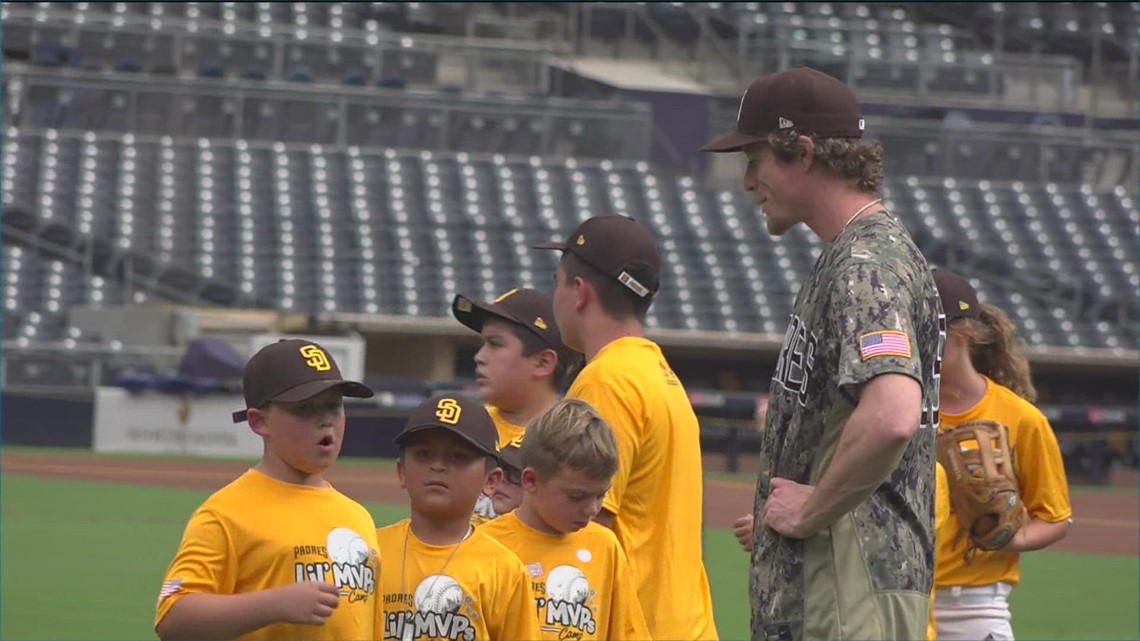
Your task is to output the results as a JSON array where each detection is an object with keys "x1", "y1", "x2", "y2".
[{"x1": 937, "y1": 419, "x2": 1029, "y2": 553}]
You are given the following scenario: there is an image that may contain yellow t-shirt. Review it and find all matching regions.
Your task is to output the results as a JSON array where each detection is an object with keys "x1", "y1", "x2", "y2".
[
  {"x1": 568, "y1": 336, "x2": 718, "y2": 640},
  {"x1": 926, "y1": 463, "x2": 951, "y2": 641},
  {"x1": 481, "y1": 512, "x2": 650, "y2": 641},
  {"x1": 376, "y1": 519, "x2": 540, "y2": 641},
  {"x1": 935, "y1": 376, "x2": 1073, "y2": 588},
  {"x1": 487, "y1": 405, "x2": 525, "y2": 447},
  {"x1": 155, "y1": 468, "x2": 381, "y2": 641}
]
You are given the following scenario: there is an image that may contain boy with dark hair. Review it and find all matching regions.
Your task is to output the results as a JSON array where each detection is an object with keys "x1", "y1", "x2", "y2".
[
  {"x1": 452, "y1": 287, "x2": 579, "y2": 444},
  {"x1": 376, "y1": 393, "x2": 540, "y2": 641},
  {"x1": 156, "y1": 339, "x2": 380, "y2": 641},
  {"x1": 535, "y1": 215, "x2": 718, "y2": 639},
  {"x1": 454, "y1": 287, "x2": 579, "y2": 525}
]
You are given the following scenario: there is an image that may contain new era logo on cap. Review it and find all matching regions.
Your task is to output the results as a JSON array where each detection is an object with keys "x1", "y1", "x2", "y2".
[{"x1": 778, "y1": 117, "x2": 794, "y2": 129}]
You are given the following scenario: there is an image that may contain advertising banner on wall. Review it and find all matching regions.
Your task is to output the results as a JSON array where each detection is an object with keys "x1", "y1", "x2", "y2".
[{"x1": 93, "y1": 387, "x2": 263, "y2": 458}]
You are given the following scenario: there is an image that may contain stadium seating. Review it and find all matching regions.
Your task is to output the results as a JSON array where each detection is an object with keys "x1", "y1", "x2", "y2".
[
  {"x1": 3, "y1": 127, "x2": 1135, "y2": 352},
  {"x1": 927, "y1": 2, "x2": 1139, "y2": 68},
  {"x1": 0, "y1": 2, "x2": 547, "y2": 91}
]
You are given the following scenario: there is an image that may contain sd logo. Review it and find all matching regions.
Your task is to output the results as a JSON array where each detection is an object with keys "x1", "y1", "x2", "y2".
[
  {"x1": 299, "y1": 345, "x2": 331, "y2": 372},
  {"x1": 436, "y1": 399, "x2": 462, "y2": 425}
]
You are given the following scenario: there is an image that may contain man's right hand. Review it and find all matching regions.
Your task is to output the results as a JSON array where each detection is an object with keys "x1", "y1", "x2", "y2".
[
  {"x1": 275, "y1": 581, "x2": 341, "y2": 625},
  {"x1": 733, "y1": 512, "x2": 755, "y2": 551}
]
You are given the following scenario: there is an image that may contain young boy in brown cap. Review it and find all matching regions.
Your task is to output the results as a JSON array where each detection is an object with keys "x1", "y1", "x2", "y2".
[
  {"x1": 452, "y1": 287, "x2": 578, "y2": 445},
  {"x1": 453, "y1": 287, "x2": 578, "y2": 525},
  {"x1": 376, "y1": 393, "x2": 540, "y2": 641},
  {"x1": 155, "y1": 339, "x2": 380, "y2": 641}
]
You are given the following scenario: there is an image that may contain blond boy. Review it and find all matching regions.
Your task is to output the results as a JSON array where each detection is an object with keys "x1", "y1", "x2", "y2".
[{"x1": 481, "y1": 399, "x2": 650, "y2": 640}]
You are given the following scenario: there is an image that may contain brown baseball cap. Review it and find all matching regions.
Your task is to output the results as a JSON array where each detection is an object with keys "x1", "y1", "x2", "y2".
[
  {"x1": 701, "y1": 66, "x2": 865, "y2": 153},
  {"x1": 498, "y1": 440, "x2": 523, "y2": 472},
  {"x1": 933, "y1": 270, "x2": 981, "y2": 322},
  {"x1": 452, "y1": 288, "x2": 563, "y2": 351},
  {"x1": 534, "y1": 215, "x2": 660, "y2": 299},
  {"x1": 394, "y1": 394, "x2": 500, "y2": 457},
  {"x1": 232, "y1": 338, "x2": 374, "y2": 423}
]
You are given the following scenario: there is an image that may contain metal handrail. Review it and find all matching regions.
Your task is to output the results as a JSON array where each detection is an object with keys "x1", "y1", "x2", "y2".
[{"x1": 3, "y1": 63, "x2": 654, "y2": 159}]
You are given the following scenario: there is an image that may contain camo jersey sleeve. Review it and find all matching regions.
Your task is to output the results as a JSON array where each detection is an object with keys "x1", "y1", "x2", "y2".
[{"x1": 830, "y1": 262, "x2": 924, "y2": 393}]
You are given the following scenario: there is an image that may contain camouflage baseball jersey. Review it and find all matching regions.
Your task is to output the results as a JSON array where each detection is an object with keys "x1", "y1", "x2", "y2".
[{"x1": 751, "y1": 210, "x2": 945, "y2": 641}]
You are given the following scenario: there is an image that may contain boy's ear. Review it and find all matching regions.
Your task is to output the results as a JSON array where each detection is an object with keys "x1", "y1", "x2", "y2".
[
  {"x1": 521, "y1": 467, "x2": 541, "y2": 493},
  {"x1": 531, "y1": 348, "x2": 558, "y2": 379},
  {"x1": 247, "y1": 407, "x2": 271, "y2": 437},
  {"x1": 396, "y1": 458, "x2": 408, "y2": 490},
  {"x1": 572, "y1": 275, "x2": 591, "y2": 312},
  {"x1": 484, "y1": 467, "x2": 503, "y2": 496}
]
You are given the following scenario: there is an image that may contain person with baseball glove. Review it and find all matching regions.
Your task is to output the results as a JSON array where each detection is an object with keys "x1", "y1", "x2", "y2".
[{"x1": 928, "y1": 270, "x2": 1071, "y2": 641}]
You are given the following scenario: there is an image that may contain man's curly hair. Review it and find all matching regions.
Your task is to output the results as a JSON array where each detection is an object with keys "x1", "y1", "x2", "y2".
[{"x1": 765, "y1": 129, "x2": 884, "y2": 194}]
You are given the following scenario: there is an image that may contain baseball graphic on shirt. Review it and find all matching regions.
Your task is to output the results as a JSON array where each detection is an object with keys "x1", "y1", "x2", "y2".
[
  {"x1": 327, "y1": 527, "x2": 370, "y2": 565},
  {"x1": 546, "y1": 565, "x2": 591, "y2": 604},
  {"x1": 414, "y1": 574, "x2": 465, "y2": 614}
]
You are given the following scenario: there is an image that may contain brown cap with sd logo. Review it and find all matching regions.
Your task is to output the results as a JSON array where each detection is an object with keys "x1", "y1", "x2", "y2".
[
  {"x1": 232, "y1": 338, "x2": 373, "y2": 423},
  {"x1": 394, "y1": 393, "x2": 500, "y2": 457}
]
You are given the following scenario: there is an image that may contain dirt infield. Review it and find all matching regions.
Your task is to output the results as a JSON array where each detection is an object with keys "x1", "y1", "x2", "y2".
[{"x1": 3, "y1": 449, "x2": 1136, "y2": 556}]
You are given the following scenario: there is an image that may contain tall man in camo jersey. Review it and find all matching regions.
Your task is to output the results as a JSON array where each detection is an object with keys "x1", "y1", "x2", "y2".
[{"x1": 702, "y1": 66, "x2": 946, "y2": 641}]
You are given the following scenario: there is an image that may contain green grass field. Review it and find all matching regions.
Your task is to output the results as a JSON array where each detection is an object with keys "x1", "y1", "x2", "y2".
[{"x1": 2, "y1": 473, "x2": 1137, "y2": 640}]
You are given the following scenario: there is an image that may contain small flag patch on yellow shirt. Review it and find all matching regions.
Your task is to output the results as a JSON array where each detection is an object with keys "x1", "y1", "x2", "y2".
[
  {"x1": 859, "y1": 330, "x2": 912, "y2": 360},
  {"x1": 158, "y1": 577, "x2": 182, "y2": 601}
]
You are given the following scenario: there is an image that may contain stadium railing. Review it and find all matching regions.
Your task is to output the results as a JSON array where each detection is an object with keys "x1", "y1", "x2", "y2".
[{"x1": 3, "y1": 63, "x2": 653, "y2": 160}]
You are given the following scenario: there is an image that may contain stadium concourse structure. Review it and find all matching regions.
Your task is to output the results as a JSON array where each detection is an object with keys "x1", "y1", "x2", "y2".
[{"x1": 0, "y1": 2, "x2": 1136, "y2": 481}]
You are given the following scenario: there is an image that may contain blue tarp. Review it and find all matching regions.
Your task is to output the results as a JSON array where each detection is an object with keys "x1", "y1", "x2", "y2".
[
  {"x1": 177, "y1": 337, "x2": 245, "y2": 380},
  {"x1": 112, "y1": 337, "x2": 245, "y2": 394}
]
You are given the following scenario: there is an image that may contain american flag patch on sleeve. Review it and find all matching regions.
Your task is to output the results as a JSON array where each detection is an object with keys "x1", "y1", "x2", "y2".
[
  {"x1": 158, "y1": 578, "x2": 183, "y2": 600},
  {"x1": 858, "y1": 330, "x2": 912, "y2": 360}
]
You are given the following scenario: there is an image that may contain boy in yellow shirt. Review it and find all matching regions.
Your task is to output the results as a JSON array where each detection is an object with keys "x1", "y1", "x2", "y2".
[
  {"x1": 377, "y1": 393, "x2": 540, "y2": 641},
  {"x1": 536, "y1": 214, "x2": 717, "y2": 639},
  {"x1": 452, "y1": 287, "x2": 578, "y2": 445},
  {"x1": 481, "y1": 398, "x2": 650, "y2": 641},
  {"x1": 454, "y1": 287, "x2": 579, "y2": 526},
  {"x1": 155, "y1": 339, "x2": 381, "y2": 641}
]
